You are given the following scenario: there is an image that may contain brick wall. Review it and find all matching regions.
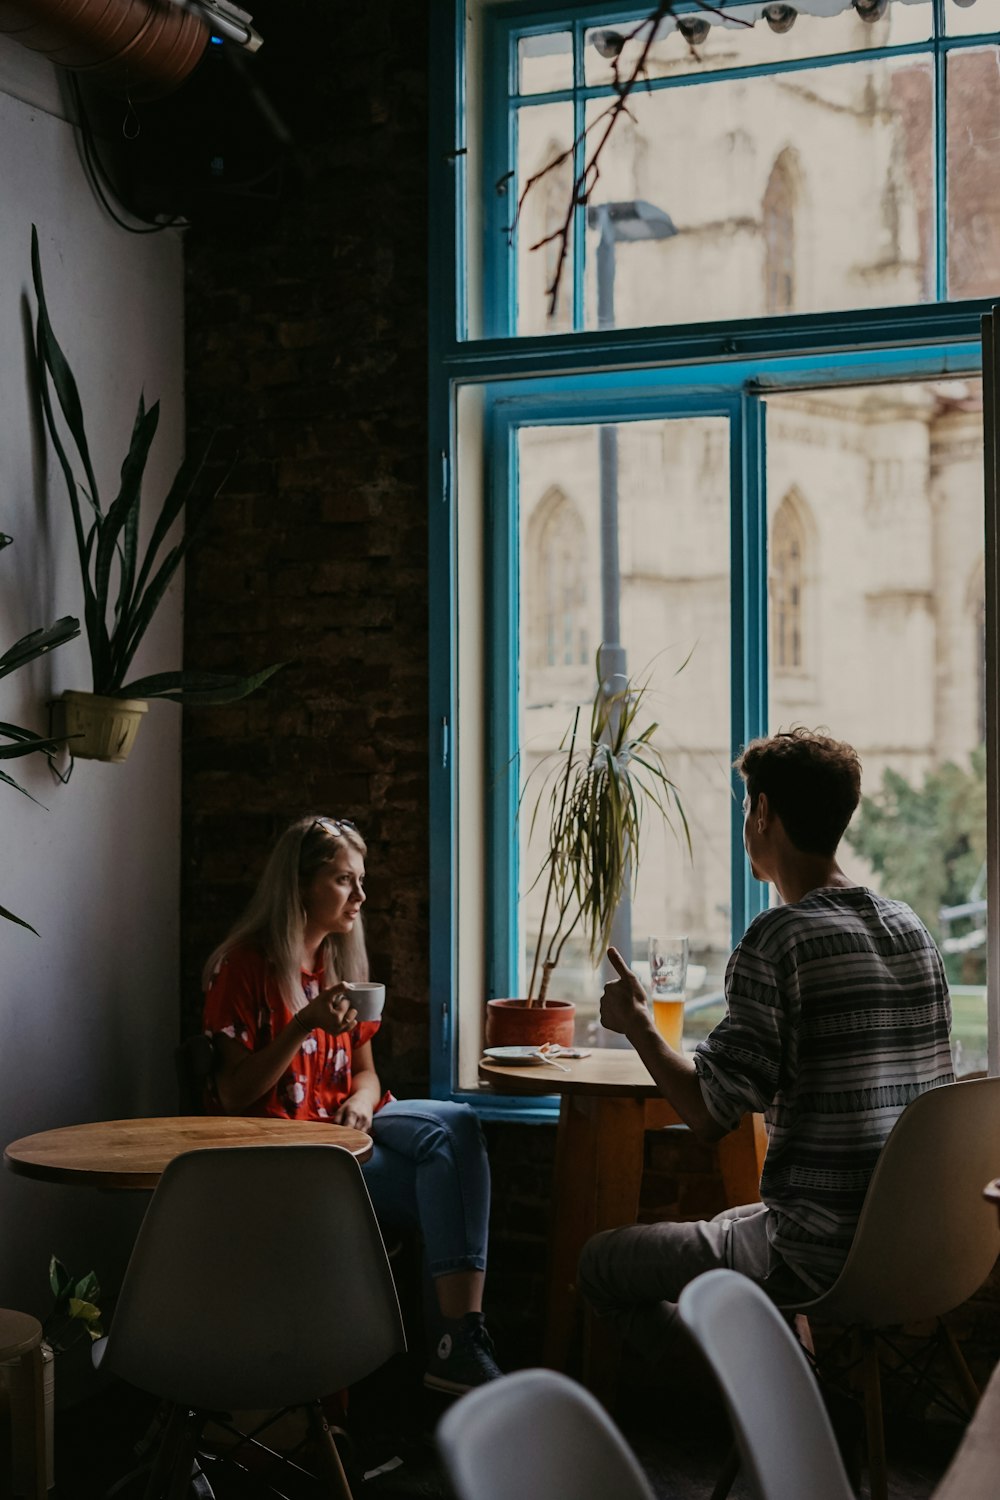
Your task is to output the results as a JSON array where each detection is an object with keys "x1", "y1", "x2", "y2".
[{"x1": 181, "y1": 0, "x2": 431, "y2": 1095}]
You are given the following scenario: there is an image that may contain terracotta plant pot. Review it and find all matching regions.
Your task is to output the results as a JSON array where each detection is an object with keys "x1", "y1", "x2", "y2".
[
  {"x1": 58, "y1": 690, "x2": 148, "y2": 763},
  {"x1": 485, "y1": 998, "x2": 576, "y2": 1050}
]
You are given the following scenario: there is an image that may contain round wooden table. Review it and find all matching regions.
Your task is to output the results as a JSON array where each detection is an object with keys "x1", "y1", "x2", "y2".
[
  {"x1": 4, "y1": 1116, "x2": 373, "y2": 1191},
  {"x1": 479, "y1": 1049, "x2": 767, "y2": 1389}
]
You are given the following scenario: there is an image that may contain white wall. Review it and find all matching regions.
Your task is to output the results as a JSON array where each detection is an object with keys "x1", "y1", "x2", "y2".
[{"x1": 0, "y1": 39, "x2": 184, "y2": 1395}]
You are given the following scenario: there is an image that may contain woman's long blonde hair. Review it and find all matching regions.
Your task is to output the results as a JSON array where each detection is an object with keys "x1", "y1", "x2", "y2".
[{"x1": 201, "y1": 815, "x2": 370, "y2": 1012}]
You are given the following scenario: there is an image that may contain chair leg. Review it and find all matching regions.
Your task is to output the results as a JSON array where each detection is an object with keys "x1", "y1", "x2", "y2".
[
  {"x1": 859, "y1": 1331, "x2": 887, "y2": 1500},
  {"x1": 709, "y1": 1441, "x2": 740, "y2": 1500},
  {"x1": 140, "y1": 1405, "x2": 188, "y2": 1500},
  {"x1": 152, "y1": 1410, "x2": 205, "y2": 1500},
  {"x1": 307, "y1": 1402, "x2": 355, "y2": 1500},
  {"x1": 167, "y1": 1419, "x2": 207, "y2": 1500},
  {"x1": 940, "y1": 1320, "x2": 981, "y2": 1414}
]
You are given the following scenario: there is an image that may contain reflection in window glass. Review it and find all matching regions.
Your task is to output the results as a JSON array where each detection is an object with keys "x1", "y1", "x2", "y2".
[
  {"x1": 945, "y1": 0, "x2": 1000, "y2": 35},
  {"x1": 571, "y1": 57, "x2": 934, "y2": 328},
  {"x1": 517, "y1": 417, "x2": 732, "y2": 1047},
  {"x1": 947, "y1": 48, "x2": 1000, "y2": 300},
  {"x1": 584, "y1": 0, "x2": 932, "y2": 85},
  {"x1": 766, "y1": 380, "x2": 987, "y2": 1075},
  {"x1": 516, "y1": 102, "x2": 574, "y2": 334},
  {"x1": 518, "y1": 31, "x2": 573, "y2": 95}
]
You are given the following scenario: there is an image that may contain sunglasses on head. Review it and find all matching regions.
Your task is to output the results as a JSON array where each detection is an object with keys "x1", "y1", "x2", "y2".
[{"x1": 309, "y1": 817, "x2": 358, "y2": 839}]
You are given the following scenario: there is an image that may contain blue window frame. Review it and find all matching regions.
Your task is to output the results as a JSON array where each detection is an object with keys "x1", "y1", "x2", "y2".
[
  {"x1": 481, "y1": 0, "x2": 1000, "y2": 339},
  {"x1": 428, "y1": 0, "x2": 995, "y2": 1110}
]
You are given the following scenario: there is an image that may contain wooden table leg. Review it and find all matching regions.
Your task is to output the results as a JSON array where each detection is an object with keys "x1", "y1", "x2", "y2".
[
  {"x1": 716, "y1": 1113, "x2": 767, "y2": 1208},
  {"x1": 25, "y1": 1342, "x2": 47, "y2": 1500},
  {"x1": 541, "y1": 1092, "x2": 647, "y2": 1377},
  {"x1": 540, "y1": 1099, "x2": 766, "y2": 1404}
]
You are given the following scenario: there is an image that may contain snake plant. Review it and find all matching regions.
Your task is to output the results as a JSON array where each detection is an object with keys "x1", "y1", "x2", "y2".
[
  {"x1": 0, "y1": 531, "x2": 80, "y2": 931},
  {"x1": 30, "y1": 226, "x2": 282, "y2": 704}
]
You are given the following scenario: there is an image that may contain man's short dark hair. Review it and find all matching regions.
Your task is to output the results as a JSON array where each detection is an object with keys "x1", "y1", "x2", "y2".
[{"x1": 733, "y1": 728, "x2": 862, "y2": 856}]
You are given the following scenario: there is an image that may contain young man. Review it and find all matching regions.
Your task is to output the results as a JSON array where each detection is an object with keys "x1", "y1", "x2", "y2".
[{"x1": 578, "y1": 729, "x2": 954, "y2": 1368}]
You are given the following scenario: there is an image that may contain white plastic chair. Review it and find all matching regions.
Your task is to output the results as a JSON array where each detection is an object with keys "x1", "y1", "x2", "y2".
[
  {"x1": 436, "y1": 1367, "x2": 656, "y2": 1500},
  {"x1": 779, "y1": 1077, "x2": 1000, "y2": 1500},
  {"x1": 96, "y1": 1144, "x2": 406, "y2": 1499},
  {"x1": 679, "y1": 1270, "x2": 855, "y2": 1500}
]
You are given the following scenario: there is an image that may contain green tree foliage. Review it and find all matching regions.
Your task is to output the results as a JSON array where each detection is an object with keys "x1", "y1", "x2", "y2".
[{"x1": 845, "y1": 748, "x2": 986, "y2": 982}]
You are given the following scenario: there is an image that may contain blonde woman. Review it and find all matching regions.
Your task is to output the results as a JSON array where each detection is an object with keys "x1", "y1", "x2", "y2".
[{"x1": 203, "y1": 814, "x2": 501, "y2": 1393}]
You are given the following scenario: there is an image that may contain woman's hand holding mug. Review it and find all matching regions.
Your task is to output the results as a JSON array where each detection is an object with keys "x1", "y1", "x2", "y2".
[{"x1": 298, "y1": 983, "x2": 357, "y2": 1037}]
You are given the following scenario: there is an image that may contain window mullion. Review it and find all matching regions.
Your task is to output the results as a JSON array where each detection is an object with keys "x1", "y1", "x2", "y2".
[
  {"x1": 934, "y1": 0, "x2": 948, "y2": 302},
  {"x1": 572, "y1": 20, "x2": 586, "y2": 333},
  {"x1": 982, "y1": 309, "x2": 1000, "y2": 1077},
  {"x1": 487, "y1": 408, "x2": 521, "y2": 1002},
  {"x1": 733, "y1": 389, "x2": 769, "y2": 941}
]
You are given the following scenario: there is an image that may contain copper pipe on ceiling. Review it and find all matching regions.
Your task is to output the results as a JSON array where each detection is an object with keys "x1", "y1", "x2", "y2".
[{"x1": 0, "y1": 0, "x2": 209, "y2": 100}]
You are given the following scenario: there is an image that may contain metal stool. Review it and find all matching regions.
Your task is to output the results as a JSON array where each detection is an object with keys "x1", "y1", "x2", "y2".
[{"x1": 0, "y1": 1309, "x2": 47, "y2": 1498}]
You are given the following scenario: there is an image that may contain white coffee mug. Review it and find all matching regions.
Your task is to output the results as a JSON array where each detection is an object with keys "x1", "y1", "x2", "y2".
[{"x1": 345, "y1": 981, "x2": 386, "y2": 1022}]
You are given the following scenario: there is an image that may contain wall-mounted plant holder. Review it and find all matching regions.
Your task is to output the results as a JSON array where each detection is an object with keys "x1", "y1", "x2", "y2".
[{"x1": 56, "y1": 691, "x2": 147, "y2": 764}]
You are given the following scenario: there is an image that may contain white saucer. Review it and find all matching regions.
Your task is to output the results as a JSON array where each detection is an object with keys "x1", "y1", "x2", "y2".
[{"x1": 482, "y1": 1046, "x2": 549, "y2": 1066}]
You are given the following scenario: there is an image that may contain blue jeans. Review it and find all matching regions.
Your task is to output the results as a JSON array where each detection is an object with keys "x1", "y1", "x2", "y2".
[{"x1": 362, "y1": 1099, "x2": 490, "y2": 1278}]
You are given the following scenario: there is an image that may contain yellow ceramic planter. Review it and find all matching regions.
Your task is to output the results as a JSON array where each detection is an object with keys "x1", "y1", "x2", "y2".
[{"x1": 59, "y1": 690, "x2": 148, "y2": 763}]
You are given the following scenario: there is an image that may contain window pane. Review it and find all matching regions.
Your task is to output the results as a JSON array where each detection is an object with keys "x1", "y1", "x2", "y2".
[
  {"x1": 578, "y1": 56, "x2": 933, "y2": 328},
  {"x1": 518, "y1": 30, "x2": 573, "y2": 94},
  {"x1": 584, "y1": 0, "x2": 932, "y2": 86},
  {"x1": 766, "y1": 380, "x2": 987, "y2": 1075},
  {"x1": 947, "y1": 47, "x2": 1000, "y2": 300},
  {"x1": 945, "y1": 0, "x2": 1000, "y2": 36},
  {"x1": 516, "y1": 101, "x2": 575, "y2": 334},
  {"x1": 517, "y1": 416, "x2": 732, "y2": 1047}
]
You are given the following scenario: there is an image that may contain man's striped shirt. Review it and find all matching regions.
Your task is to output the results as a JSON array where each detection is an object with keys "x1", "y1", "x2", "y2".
[{"x1": 693, "y1": 886, "x2": 954, "y2": 1292}]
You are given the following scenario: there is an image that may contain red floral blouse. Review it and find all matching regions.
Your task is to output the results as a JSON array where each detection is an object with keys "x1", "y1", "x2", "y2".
[{"x1": 203, "y1": 945, "x2": 390, "y2": 1120}]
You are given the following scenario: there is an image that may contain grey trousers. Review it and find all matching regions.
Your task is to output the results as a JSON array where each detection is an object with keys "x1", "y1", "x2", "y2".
[{"x1": 578, "y1": 1202, "x2": 781, "y2": 1371}]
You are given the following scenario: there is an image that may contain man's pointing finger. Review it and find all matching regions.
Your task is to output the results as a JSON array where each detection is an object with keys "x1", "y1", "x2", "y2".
[{"x1": 607, "y1": 946, "x2": 631, "y2": 979}]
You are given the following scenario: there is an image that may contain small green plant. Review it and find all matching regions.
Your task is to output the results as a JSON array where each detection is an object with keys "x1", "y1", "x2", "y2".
[
  {"x1": 42, "y1": 1256, "x2": 102, "y2": 1352},
  {"x1": 0, "y1": 531, "x2": 80, "y2": 931},
  {"x1": 30, "y1": 225, "x2": 281, "y2": 705},
  {"x1": 524, "y1": 655, "x2": 690, "y2": 1003}
]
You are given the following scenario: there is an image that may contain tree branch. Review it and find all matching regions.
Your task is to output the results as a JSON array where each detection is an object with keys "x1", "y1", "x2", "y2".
[{"x1": 503, "y1": 0, "x2": 753, "y2": 319}]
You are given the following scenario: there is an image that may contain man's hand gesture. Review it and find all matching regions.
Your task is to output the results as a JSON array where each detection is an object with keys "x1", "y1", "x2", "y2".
[{"x1": 600, "y1": 947, "x2": 651, "y2": 1040}]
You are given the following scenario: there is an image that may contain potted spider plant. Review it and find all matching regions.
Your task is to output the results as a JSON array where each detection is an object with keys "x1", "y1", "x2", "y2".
[
  {"x1": 30, "y1": 226, "x2": 282, "y2": 763},
  {"x1": 486, "y1": 657, "x2": 689, "y2": 1049},
  {"x1": 0, "y1": 531, "x2": 80, "y2": 930}
]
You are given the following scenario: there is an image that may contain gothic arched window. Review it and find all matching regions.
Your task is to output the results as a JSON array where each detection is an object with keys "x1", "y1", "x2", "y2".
[
  {"x1": 771, "y1": 493, "x2": 808, "y2": 672},
  {"x1": 529, "y1": 488, "x2": 588, "y2": 668},
  {"x1": 763, "y1": 151, "x2": 797, "y2": 315}
]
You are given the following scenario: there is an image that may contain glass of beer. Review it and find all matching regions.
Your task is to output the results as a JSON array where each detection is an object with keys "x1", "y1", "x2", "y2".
[{"x1": 648, "y1": 935, "x2": 689, "y2": 1050}]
